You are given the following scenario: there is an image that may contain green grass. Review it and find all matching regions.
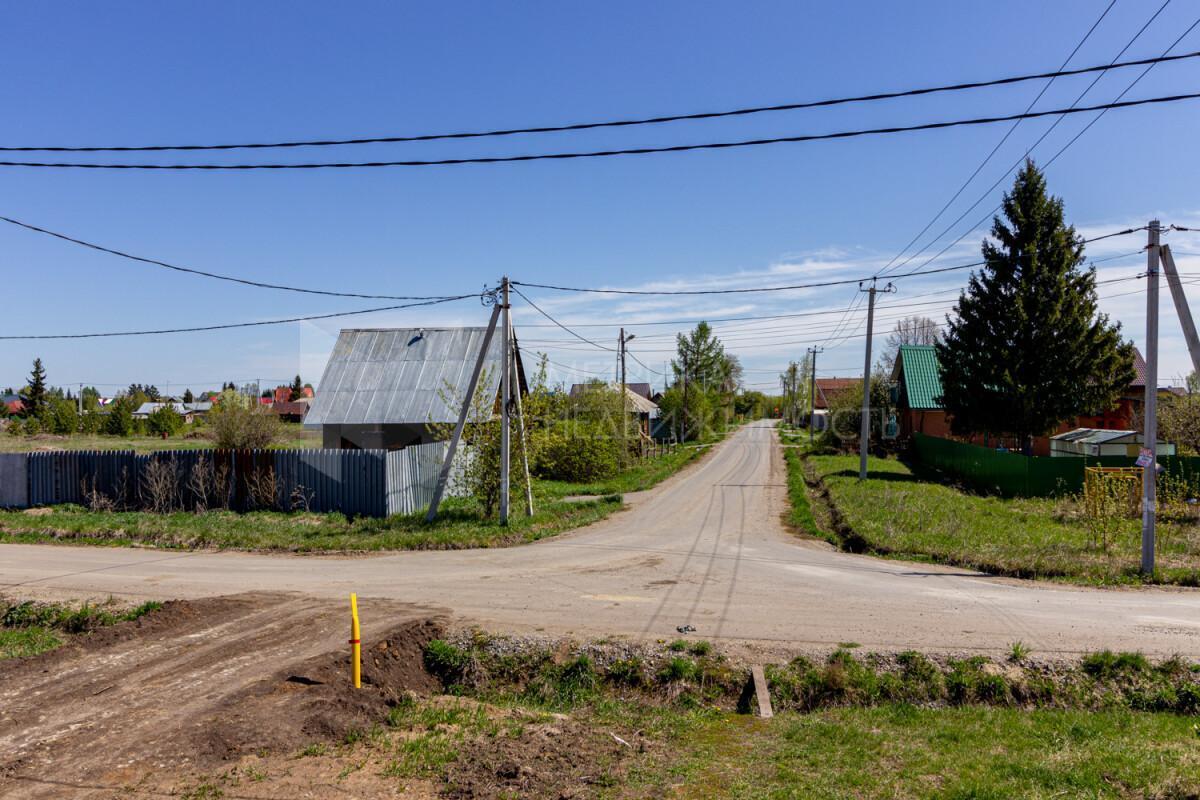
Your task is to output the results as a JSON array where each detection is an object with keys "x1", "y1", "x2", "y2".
[
  {"x1": 409, "y1": 633, "x2": 1200, "y2": 799},
  {"x1": 0, "y1": 423, "x2": 320, "y2": 453},
  {"x1": 0, "y1": 446, "x2": 702, "y2": 552},
  {"x1": 782, "y1": 447, "x2": 820, "y2": 537},
  {"x1": 536, "y1": 441, "x2": 705, "y2": 498},
  {"x1": 799, "y1": 454, "x2": 1200, "y2": 586},
  {"x1": 0, "y1": 596, "x2": 162, "y2": 659},
  {"x1": 671, "y1": 705, "x2": 1200, "y2": 799}
]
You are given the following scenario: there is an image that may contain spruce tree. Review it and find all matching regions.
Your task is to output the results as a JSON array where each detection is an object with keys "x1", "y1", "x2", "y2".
[
  {"x1": 936, "y1": 160, "x2": 1135, "y2": 452},
  {"x1": 290, "y1": 374, "x2": 305, "y2": 401},
  {"x1": 20, "y1": 358, "x2": 48, "y2": 419}
]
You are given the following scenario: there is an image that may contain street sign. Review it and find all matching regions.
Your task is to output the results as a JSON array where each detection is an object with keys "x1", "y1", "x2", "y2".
[{"x1": 1135, "y1": 448, "x2": 1154, "y2": 468}]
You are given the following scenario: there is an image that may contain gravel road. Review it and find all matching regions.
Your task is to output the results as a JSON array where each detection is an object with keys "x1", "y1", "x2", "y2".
[{"x1": 4, "y1": 421, "x2": 1200, "y2": 656}]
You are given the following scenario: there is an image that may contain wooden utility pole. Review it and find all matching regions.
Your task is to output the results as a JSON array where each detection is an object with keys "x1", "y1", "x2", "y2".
[
  {"x1": 427, "y1": 300, "x2": 501, "y2": 522},
  {"x1": 509, "y1": 321, "x2": 534, "y2": 517},
  {"x1": 500, "y1": 276, "x2": 511, "y2": 525},
  {"x1": 1141, "y1": 221, "x2": 1161, "y2": 575}
]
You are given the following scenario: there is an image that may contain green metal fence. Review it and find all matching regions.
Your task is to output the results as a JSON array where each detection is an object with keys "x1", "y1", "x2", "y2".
[{"x1": 912, "y1": 433, "x2": 1200, "y2": 497}]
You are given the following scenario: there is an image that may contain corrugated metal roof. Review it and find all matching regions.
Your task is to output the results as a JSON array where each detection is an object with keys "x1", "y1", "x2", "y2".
[
  {"x1": 304, "y1": 327, "x2": 511, "y2": 427},
  {"x1": 896, "y1": 345, "x2": 944, "y2": 410},
  {"x1": 1050, "y1": 428, "x2": 1137, "y2": 444}
]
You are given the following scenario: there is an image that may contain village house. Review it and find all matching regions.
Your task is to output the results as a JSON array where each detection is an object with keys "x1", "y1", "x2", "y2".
[
  {"x1": 305, "y1": 327, "x2": 526, "y2": 450},
  {"x1": 891, "y1": 344, "x2": 1180, "y2": 455}
]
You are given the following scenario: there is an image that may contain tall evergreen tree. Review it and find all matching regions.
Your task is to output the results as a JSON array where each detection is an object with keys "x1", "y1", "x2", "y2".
[
  {"x1": 937, "y1": 160, "x2": 1135, "y2": 452},
  {"x1": 182, "y1": 388, "x2": 195, "y2": 403},
  {"x1": 290, "y1": 374, "x2": 305, "y2": 401},
  {"x1": 20, "y1": 358, "x2": 48, "y2": 419}
]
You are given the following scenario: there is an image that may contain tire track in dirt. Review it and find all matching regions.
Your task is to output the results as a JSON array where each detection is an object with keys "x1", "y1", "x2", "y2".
[{"x1": 0, "y1": 592, "x2": 443, "y2": 799}]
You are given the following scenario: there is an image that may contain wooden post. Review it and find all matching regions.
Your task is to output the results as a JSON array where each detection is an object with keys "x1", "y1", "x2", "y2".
[
  {"x1": 500, "y1": 277, "x2": 511, "y2": 525},
  {"x1": 426, "y1": 302, "x2": 501, "y2": 522},
  {"x1": 509, "y1": 321, "x2": 534, "y2": 517}
]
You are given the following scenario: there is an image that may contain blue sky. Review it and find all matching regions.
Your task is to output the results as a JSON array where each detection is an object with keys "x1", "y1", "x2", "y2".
[{"x1": 2, "y1": 1, "x2": 1199, "y2": 396}]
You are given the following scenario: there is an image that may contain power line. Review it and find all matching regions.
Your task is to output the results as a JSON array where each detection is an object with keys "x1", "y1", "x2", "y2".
[
  {"x1": 879, "y1": 5, "x2": 1191, "y2": 279},
  {"x1": 0, "y1": 214, "x2": 449, "y2": 301},
  {"x1": 6, "y1": 50, "x2": 1196, "y2": 154},
  {"x1": 874, "y1": 0, "x2": 1119, "y2": 278},
  {"x1": 510, "y1": 286, "x2": 615, "y2": 352},
  {"x1": 2, "y1": 92, "x2": 1198, "y2": 170},
  {"x1": 0, "y1": 295, "x2": 476, "y2": 340},
  {"x1": 512, "y1": 229, "x2": 1141, "y2": 296}
]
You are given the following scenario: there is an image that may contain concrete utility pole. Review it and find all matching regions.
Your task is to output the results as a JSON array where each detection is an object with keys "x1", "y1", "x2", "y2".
[
  {"x1": 807, "y1": 347, "x2": 822, "y2": 445},
  {"x1": 618, "y1": 329, "x2": 635, "y2": 461},
  {"x1": 509, "y1": 319, "x2": 534, "y2": 517},
  {"x1": 500, "y1": 276, "x2": 512, "y2": 525},
  {"x1": 77, "y1": 384, "x2": 83, "y2": 416},
  {"x1": 1160, "y1": 244, "x2": 1200, "y2": 376},
  {"x1": 1141, "y1": 221, "x2": 1161, "y2": 575},
  {"x1": 680, "y1": 352, "x2": 689, "y2": 444},
  {"x1": 858, "y1": 280, "x2": 894, "y2": 480}
]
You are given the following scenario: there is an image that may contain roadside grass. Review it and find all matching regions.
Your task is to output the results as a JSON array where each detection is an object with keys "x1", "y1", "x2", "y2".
[
  {"x1": 410, "y1": 635, "x2": 1200, "y2": 798},
  {"x1": 800, "y1": 453, "x2": 1200, "y2": 586},
  {"x1": 0, "y1": 445, "x2": 705, "y2": 552},
  {"x1": 781, "y1": 447, "x2": 821, "y2": 538},
  {"x1": 673, "y1": 705, "x2": 1200, "y2": 800},
  {"x1": 0, "y1": 596, "x2": 161, "y2": 659},
  {"x1": 536, "y1": 443, "x2": 704, "y2": 498},
  {"x1": 0, "y1": 424, "x2": 320, "y2": 453}
]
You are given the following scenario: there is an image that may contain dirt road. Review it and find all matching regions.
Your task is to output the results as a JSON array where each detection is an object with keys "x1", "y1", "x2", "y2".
[
  {"x1": 0, "y1": 593, "x2": 442, "y2": 798},
  {"x1": 4, "y1": 421, "x2": 1200, "y2": 656}
]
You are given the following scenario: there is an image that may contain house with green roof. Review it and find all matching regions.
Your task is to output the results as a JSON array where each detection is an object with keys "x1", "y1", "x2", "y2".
[{"x1": 891, "y1": 344, "x2": 952, "y2": 439}]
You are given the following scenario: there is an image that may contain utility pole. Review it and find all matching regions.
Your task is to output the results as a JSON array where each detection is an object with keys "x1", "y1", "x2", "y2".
[
  {"x1": 500, "y1": 276, "x2": 511, "y2": 525},
  {"x1": 858, "y1": 280, "x2": 895, "y2": 480},
  {"x1": 618, "y1": 329, "x2": 636, "y2": 463},
  {"x1": 1141, "y1": 221, "x2": 1161, "y2": 575},
  {"x1": 807, "y1": 347, "x2": 822, "y2": 444},
  {"x1": 509, "y1": 320, "x2": 534, "y2": 517},
  {"x1": 77, "y1": 383, "x2": 83, "y2": 416},
  {"x1": 680, "y1": 352, "x2": 689, "y2": 444}
]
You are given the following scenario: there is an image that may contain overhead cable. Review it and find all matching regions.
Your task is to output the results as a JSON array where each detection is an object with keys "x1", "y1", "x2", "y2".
[
  {"x1": 5, "y1": 50, "x2": 1196, "y2": 153},
  {"x1": 0, "y1": 214, "x2": 451, "y2": 300},
  {"x1": 1, "y1": 92, "x2": 1197, "y2": 170},
  {"x1": 0, "y1": 295, "x2": 476, "y2": 340}
]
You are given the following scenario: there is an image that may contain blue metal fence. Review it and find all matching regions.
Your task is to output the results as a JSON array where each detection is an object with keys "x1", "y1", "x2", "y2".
[{"x1": 9, "y1": 445, "x2": 460, "y2": 517}]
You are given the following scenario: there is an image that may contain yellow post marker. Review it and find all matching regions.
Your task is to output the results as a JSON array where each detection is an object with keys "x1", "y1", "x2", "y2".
[{"x1": 349, "y1": 593, "x2": 361, "y2": 689}]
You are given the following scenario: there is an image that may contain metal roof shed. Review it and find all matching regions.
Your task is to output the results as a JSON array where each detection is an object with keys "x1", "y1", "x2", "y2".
[
  {"x1": 305, "y1": 327, "x2": 526, "y2": 450},
  {"x1": 1049, "y1": 428, "x2": 1175, "y2": 458}
]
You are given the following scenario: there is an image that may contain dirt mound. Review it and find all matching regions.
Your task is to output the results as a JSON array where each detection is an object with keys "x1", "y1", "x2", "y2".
[
  {"x1": 0, "y1": 592, "x2": 445, "y2": 799},
  {"x1": 184, "y1": 617, "x2": 443, "y2": 763}
]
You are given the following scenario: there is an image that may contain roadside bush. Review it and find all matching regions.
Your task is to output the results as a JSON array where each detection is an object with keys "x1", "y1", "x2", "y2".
[
  {"x1": 105, "y1": 399, "x2": 135, "y2": 437},
  {"x1": 44, "y1": 398, "x2": 78, "y2": 435},
  {"x1": 531, "y1": 428, "x2": 620, "y2": 482},
  {"x1": 21, "y1": 417, "x2": 42, "y2": 436},
  {"x1": 79, "y1": 409, "x2": 104, "y2": 435},
  {"x1": 147, "y1": 405, "x2": 185, "y2": 437},
  {"x1": 206, "y1": 401, "x2": 281, "y2": 449}
]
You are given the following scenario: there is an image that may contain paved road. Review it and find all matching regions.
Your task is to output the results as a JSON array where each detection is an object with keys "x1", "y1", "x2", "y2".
[{"x1": 3, "y1": 421, "x2": 1199, "y2": 656}]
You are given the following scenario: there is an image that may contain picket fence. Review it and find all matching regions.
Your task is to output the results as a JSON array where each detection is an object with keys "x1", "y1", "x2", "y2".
[{"x1": 0, "y1": 442, "x2": 466, "y2": 518}]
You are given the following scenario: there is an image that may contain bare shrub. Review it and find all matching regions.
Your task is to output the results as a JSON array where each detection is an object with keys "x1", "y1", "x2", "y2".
[
  {"x1": 245, "y1": 465, "x2": 279, "y2": 511},
  {"x1": 186, "y1": 455, "x2": 216, "y2": 513},
  {"x1": 141, "y1": 458, "x2": 180, "y2": 514},
  {"x1": 289, "y1": 483, "x2": 314, "y2": 512},
  {"x1": 81, "y1": 475, "x2": 115, "y2": 512}
]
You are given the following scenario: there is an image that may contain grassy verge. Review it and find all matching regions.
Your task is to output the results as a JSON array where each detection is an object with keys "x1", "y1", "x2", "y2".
[
  {"x1": 797, "y1": 453, "x2": 1200, "y2": 586},
  {"x1": 333, "y1": 635, "x2": 1200, "y2": 798},
  {"x1": 0, "y1": 596, "x2": 161, "y2": 659},
  {"x1": 781, "y1": 447, "x2": 820, "y2": 537},
  {"x1": 0, "y1": 423, "x2": 320, "y2": 453},
  {"x1": 0, "y1": 445, "x2": 705, "y2": 552}
]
